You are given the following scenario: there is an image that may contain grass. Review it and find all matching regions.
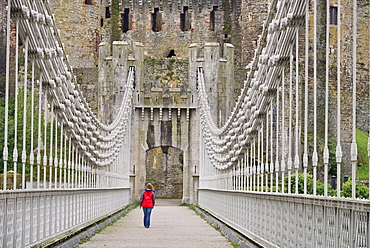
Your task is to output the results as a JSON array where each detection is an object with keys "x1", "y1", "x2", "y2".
[{"x1": 356, "y1": 128, "x2": 369, "y2": 180}]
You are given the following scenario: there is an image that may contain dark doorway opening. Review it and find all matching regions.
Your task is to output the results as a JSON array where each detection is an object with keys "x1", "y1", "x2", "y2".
[
  {"x1": 167, "y1": 50, "x2": 176, "y2": 58},
  {"x1": 145, "y1": 146, "x2": 183, "y2": 198}
]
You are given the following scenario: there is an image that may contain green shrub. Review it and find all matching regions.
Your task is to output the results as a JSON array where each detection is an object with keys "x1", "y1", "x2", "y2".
[
  {"x1": 356, "y1": 128, "x2": 369, "y2": 180},
  {"x1": 341, "y1": 180, "x2": 369, "y2": 199},
  {"x1": 285, "y1": 173, "x2": 336, "y2": 196}
]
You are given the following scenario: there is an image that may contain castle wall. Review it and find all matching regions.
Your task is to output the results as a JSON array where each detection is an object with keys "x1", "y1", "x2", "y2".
[
  {"x1": 48, "y1": 0, "x2": 105, "y2": 68},
  {"x1": 304, "y1": 0, "x2": 370, "y2": 175},
  {"x1": 47, "y1": 0, "x2": 109, "y2": 114},
  {"x1": 0, "y1": 2, "x2": 6, "y2": 90},
  {"x1": 0, "y1": 2, "x2": 16, "y2": 97},
  {"x1": 119, "y1": 0, "x2": 269, "y2": 89},
  {"x1": 356, "y1": 0, "x2": 370, "y2": 137},
  {"x1": 120, "y1": 0, "x2": 225, "y2": 59}
]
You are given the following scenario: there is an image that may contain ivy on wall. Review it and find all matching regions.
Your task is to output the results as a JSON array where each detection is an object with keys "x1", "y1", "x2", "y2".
[
  {"x1": 222, "y1": 0, "x2": 232, "y2": 41},
  {"x1": 111, "y1": 0, "x2": 121, "y2": 43}
]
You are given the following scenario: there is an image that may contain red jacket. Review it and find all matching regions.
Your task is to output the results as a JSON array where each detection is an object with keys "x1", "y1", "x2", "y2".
[{"x1": 140, "y1": 189, "x2": 155, "y2": 208}]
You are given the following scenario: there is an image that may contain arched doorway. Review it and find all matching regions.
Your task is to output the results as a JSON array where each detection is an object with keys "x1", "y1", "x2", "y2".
[{"x1": 145, "y1": 146, "x2": 183, "y2": 198}]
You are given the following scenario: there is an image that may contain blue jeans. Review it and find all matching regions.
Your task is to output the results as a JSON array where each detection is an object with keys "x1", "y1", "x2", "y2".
[{"x1": 142, "y1": 207, "x2": 153, "y2": 227}]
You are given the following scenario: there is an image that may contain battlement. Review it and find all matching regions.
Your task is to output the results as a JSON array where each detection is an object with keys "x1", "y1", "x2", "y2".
[{"x1": 119, "y1": 0, "x2": 228, "y2": 59}]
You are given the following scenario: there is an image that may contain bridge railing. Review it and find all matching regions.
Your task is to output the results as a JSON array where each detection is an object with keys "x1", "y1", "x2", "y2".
[
  {"x1": 198, "y1": 0, "x2": 369, "y2": 247},
  {"x1": 199, "y1": 189, "x2": 370, "y2": 248},
  {"x1": 1, "y1": 0, "x2": 133, "y2": 247}
]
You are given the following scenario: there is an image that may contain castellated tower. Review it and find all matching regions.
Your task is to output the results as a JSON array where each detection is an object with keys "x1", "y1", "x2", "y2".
[
  {"x1": 120, "y1": 0, "x2": 226, "y2": 59},
  {"x1": 126, "y1": 42, "x2": 235, "y2": 203}
]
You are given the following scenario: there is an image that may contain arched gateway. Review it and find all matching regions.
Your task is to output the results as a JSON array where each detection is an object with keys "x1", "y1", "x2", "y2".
[{"x1": 145, "y1": 146, "x2": 183, "y2": 198}]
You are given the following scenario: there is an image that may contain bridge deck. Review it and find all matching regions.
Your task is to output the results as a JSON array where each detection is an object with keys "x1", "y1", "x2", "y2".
[{"x1": 77, "y1": 199, "x2": 233, "y2": 248}]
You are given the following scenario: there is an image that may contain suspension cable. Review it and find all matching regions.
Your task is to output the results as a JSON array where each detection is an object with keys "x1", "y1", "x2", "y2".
[
  {"x1": 351, "y1": 0, "x2": 358, "y2": 199},
  {"x1": 324, "y1": 0, "x2": 330, "y2": 197},
  {"x1": 336, "y1": 0, "x2": 342, "y2": 197}
]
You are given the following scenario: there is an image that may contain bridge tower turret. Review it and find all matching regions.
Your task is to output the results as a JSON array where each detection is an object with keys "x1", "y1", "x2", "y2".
[{"x1": 189, "y1": 42, "x2": 234, "y2": 126}]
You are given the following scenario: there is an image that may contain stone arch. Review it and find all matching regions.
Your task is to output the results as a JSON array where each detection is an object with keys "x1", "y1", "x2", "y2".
[{"x1": 145, "y1": 146, "x2": 183, "y2": 198}]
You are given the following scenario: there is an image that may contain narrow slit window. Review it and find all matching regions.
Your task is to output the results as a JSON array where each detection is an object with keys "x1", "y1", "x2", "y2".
[
  {"x1": 210, "y1": 6, "x2": 218, "y2": 31},
  {"x1": 152, "y1": 8, "x2": 162, "y2": 32},
  {"x1": 180, "y1": 6, "x2": 191, "y2": 31},
  {"x1": 329, "y1": 6, "x2": 338, "y2": 25},
  {"x1": 122, "y1": 8, "x2": 131, "y2": 32},
  {"x1": 105, "y1": 7, "x2": 111, "y2": 18}
]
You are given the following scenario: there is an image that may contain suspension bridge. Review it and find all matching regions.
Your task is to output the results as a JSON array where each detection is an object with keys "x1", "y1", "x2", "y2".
[{"x1": 1, "y1": 0, "x2": 370, "y2": 247}]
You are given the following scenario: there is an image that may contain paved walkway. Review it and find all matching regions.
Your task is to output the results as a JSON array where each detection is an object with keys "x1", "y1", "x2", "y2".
[{"x1": 78, "y1": 199, "x2": 232, "y2": 248}]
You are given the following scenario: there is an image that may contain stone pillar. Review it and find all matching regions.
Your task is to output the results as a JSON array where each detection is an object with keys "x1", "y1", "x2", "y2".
[
  {"x1": 131, "y1": 42, "x2": 144, "y2": 106},
  {"x1": 191, "y1": 175, "x2": 199, "y2": 205},
  {"x1": 98, "y1": 42, "x2": 112, "y2": 123},
  {"x1": 188, "y1": 43, "x2": 200, "y2": 109},
  {"x1": 203, "y1": 42, "x2": 220, "y2": 125},
  {"x1": 218, "y1": 43, "x2": 234, "y2": 125},
  {"x1": 112, "y1": 41, "x2": 129, "y2": 113},
  {"x1": 181, "y1": 109, "x2": 190, "y2": 204}
]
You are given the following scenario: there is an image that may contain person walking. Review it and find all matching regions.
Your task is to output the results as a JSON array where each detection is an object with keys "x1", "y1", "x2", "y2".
[{"x1": 140, "y1": 183, "x2": 156, "y2": 228}]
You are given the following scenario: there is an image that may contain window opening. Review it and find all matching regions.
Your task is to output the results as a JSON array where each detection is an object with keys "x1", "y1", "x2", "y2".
[
  {"x1": 122, "y1": 8, "x2": 131, "y2": 32},
  {"x1": 210, "y1": 6, "x2": 218, "y2": 31},
  {"x1": 85, "y1": 0, "x2": 94, "y2": 5},
  {"x1": 152, "y1": 8, "x2": 162, "y2": 32},
  {"x1": 329, "y1": 6, "x2": 338, "y2": 25},
  {"x1": 105, "y1": 7, "x2": 111, "y2": 18},
  {"x1": 100, "y1": 18, "x2": 104, "y2": 27},
  {"x1": 180, "y1": 6, "x2": 191, "y2": 31},
  {"x1": 167, "y1": 50, "x2": 176, "y2": 58}
]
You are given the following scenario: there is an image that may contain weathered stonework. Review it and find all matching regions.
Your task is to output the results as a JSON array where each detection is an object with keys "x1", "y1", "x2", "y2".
[
  {"x1": 119, "y1": 0, "x2": 270, "y2": 88},
  {"x1": 0, "y1": 1, "x2": 6, "y2": 90},
  {"x1": 304, "y1": 0, "x2": 370, "y2": 175},
  {"x1": 0, "y1": 2, "x2": 17, "y2": 97},
  {"x1": 189, "y1": 42, "x2": 235, "y2": 125},
  {"x1": 145, "y1": 146, "x2": 183, "y2": 198},
  {"x1": 130, "y1": 106, "x2": 198, "y2": 203},
  {"x1": 74, "y1": 68, "x2": 99, "y2": 114},
  {"x1": 48, "y1": 0, "x2": 106, "y2": 68},
  {"x1": 47, "y1": 0, "x2": 110, "y2": 115},
  {"x1": 143, "y1": 57, "x2": 189, "y2": 107}
]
